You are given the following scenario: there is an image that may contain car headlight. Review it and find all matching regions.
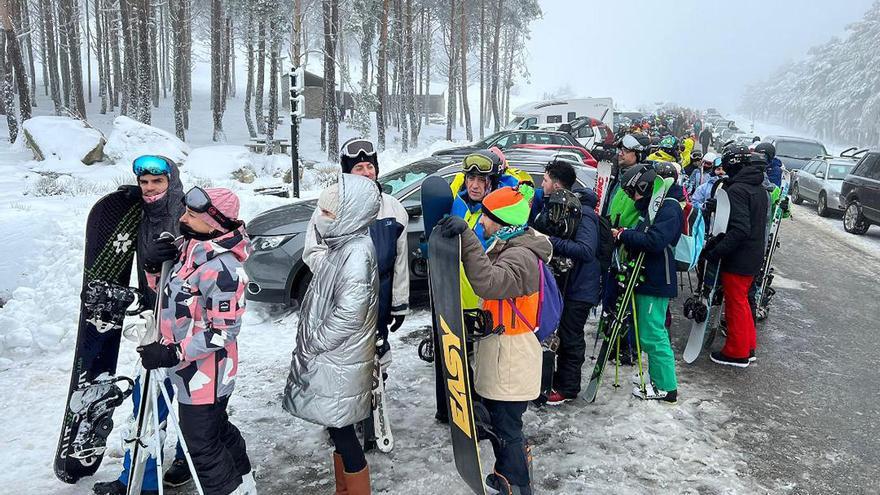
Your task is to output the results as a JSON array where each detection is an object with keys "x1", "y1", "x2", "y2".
[{"x1": 253, "y1": 234, "x2": 296, "y2": 251}]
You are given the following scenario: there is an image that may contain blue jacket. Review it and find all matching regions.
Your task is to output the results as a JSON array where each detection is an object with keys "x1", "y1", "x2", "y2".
[
  {"x1": 619, "y1": 185, "x2": 684, "y2": 298},
  {"x1": 451, "y1": 191, "x2": 489, "y2": 249},
  {"x1": 692, "y1": 175, "x2": 721, "y2": 209},
  {"x1": 766, "y1": 158, "x2": 783, "y2": 187},
  {"x1": 549, "y1": 188, "x2": 601, "y2": 305}
]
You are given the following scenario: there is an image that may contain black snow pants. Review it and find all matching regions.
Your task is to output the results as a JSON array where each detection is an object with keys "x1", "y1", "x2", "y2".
[
  {"x1": 178, "y1": 397, "x2": 251, "y2": 495},
  {"x1": 484, "y1": 399, "x2": 530, "y2": 488},
  {"x1": 552, "y1": 300, "x2": 594, "y2": 397}
]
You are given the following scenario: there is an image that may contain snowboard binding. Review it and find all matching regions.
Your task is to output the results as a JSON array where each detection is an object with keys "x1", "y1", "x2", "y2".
[
  {"x1": 68, "y1": 375, "x2": 135, "y2": 459},
  {"x1": 82, "y1": 281, "x2": 140, "y2": 334}
]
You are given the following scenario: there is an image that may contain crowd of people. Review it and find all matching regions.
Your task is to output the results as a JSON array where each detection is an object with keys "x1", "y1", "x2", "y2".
[{"x1": 92, "y1": 107, "x2": 789, "y2": 494}]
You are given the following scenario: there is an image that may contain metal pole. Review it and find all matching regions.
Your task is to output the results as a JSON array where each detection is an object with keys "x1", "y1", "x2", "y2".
[{"x1": 291, "y1": 115, "x2": 300, "y2": 198}]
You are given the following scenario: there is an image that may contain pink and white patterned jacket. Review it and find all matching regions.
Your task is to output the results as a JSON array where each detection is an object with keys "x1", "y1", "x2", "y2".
[{"x1": 149, "y1": 227, "x2": 251, "y2": 405}]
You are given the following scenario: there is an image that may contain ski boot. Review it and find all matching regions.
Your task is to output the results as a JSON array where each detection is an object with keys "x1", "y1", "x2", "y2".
[
  {"x1": 163, "y1": 458, "x2": 193, "y2": 488},
  {"x1": 69, "y1": 375, "x2": 134, "y2": 460},
  {"x1": 92, "y1": 480, "x2": 158, "y2": 495}
]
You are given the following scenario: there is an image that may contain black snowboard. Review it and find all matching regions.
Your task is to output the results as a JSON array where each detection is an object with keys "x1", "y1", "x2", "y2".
[
  {"x1": 54, "y1": 190, "x2": 141, "y2": 483},
  {"x1": 428, "y1": 234, "x2": 486, "y2": 495}
]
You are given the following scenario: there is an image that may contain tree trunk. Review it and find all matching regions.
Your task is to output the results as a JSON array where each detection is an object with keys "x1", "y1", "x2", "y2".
[
  {"x1": 0, "y1": 33, "x2": 17, "y2": 141},
  {"x1": 376, "y1": 0, "x2": 389, "y2": 150},
  {"x1": 244, "y1": 8, "x2": 255, "y2": 138},
  {"x1": 134, "y1": 0, "x2": 149, "y2": 122},
  {"x1": 20, "y1": 0, "x2": 36, "y2": 105},
  {"x1": 479, "y1": 0, "x2": 484, "y2": 137},
  {"x1": 85, "y1": 0, "x2": 91, "y2": 103},
  {"x1": 255, "y1": 18, "x2": 265, "y2": 134},
  {"x1": 459, "y1": 0, "x2": 471, "y2": 141},
  {"x1": 107, "y1": 0, "x2": 118, "y2": 110},
  {"x1": 38, "y1": 0, "x2": 49, "y2": 97},
  {"x1": 293, "y1": 0, "x2": 301, "y2": 64},
  {"x1": 95, "y1": 0, "x2": 106, "y2": 113},
  {"x1": 149, "y1": 0, "x2": 159, "y2": 108},
  {"x1": 323, "y1": 0, "x2": 339, "y2": 161},
  {"x1": 266, "y1": 33, "x2": 279, "y2": 155},
  {"x1": 39, "y1": 0, "x2": 61, "y2": 113},
  {"x1": 1, "y1": 0, "x2": 31, "y2": 123},
  {"x1": 490, "y1": 0, "x2": 502, "y2": 132},
  {"x1": 57, "y1": 0, "x2": 71, "y2": 109},
  {"x1": 119, "y1": 0, "x2": 132, "y2": 115},
  {"x1": 405, "y1": 0, "x2": 418, "y2": 146},
  {"x1": 396, "y1": 0, "x2": 407, "y2": 151},
  {"x1": 445, "y1": 0, "x2": 456, "y2": 140},
  {"x1": 210, "y1": 0, "x2": 223, "y2": 140},
  {"x1": 170, "y1": 0, "x2": 184, "y2": 139},
  {"x1": 228, "y1": 17, "x2": 235, "y2": 98},
  {"x1": 423, "y1": 7, "x2": 431, "y2": 127}
]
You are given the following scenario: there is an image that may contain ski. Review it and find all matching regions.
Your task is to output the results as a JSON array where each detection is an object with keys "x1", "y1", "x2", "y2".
[
  {"x1": 755, "y1": 170, "x2": 791, "y2": 321},
  {"x1": 594, "y1": 160, "x2": 614, "y2": 216},
  {"x1": 362, "y1": 346, "x2": 394, "y2": 453}
]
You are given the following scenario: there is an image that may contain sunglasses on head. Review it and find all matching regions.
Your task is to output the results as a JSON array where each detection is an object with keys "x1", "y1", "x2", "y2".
[
  {"x1": 183, "y1": 187, "x2": 240, "y2": 231},
  {"x1": 133, "y1": 155, "x2": 173, "y2": 177}
]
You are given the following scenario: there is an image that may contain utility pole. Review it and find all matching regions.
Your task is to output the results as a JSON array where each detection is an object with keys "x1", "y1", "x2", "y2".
[{"x1": 289, "y1": 66, "x2": 305, "y2": 198}]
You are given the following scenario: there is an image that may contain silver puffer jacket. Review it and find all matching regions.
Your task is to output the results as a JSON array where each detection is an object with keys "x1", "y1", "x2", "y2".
[{"x1": 282, "y1": 174, "x2": 380, "y2": 428}]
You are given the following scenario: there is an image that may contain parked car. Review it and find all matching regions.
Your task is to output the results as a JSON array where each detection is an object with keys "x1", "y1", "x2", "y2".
[
  {"x1": 791, "y1": 150, "x2": 863, "y2": 216},
  {"x1": 244, "y1": 157, "x2": 598, "y2": 306},
  {"x1": 764, "y1": 135, "x2": 828, "y2": 171},
  {"x1": 510, "y1": 143, "x2": 598, "y2": 167},
  {"x1": 840, "y1": 150, "x2": 880, "y2": 234},
  {"x1": 734, "y1": 134, "x2": 760, "y2": 146},
  {"x1": 432, "y1": 130, "x2": 581, "y2": 160}
]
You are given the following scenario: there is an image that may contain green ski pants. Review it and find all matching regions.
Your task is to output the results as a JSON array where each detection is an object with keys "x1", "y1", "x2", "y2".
[{"x1": 634, "y1": 294, "x2": 678, "y2": 392}]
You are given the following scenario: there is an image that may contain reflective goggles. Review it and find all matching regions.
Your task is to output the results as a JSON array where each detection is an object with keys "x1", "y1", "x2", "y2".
[
  {"x1": 462, "y1": 153, "x2": 497, "y2": 175},
  {"x1": 341, "y1": 139, "x2": 376, "y2": 159},
  {"x1": 183, "y1": 186, "x2": 240, "y2": 231},
  {"x1": 618, "y1": 134, "x2": 646, "y2": 152},
  {"x1": 133, "y1": 155, "x2": 173, "y2": 177}
]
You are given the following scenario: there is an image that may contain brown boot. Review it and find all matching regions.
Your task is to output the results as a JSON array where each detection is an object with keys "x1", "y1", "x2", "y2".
[
  {"x1": 333, "y1": 453, "x2": 348, "y2": 495},
  {"x1": 343, "y1": 465, "x2": 371, "y2": 495}
]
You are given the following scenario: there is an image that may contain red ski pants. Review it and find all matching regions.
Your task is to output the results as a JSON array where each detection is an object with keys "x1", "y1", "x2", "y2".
[{"x1": 721, "y1": 272, "x2": 757, "y2": 359}]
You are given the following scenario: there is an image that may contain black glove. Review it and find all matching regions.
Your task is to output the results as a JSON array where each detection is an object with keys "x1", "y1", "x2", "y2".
[
  {"x1": 142, "y1": 234, "x2": 178, "y2": 273},
  {"x1": 137, "y1": 342, "x2": 180, "y2": 369},
  {"x1": 437, "y1": 216, "x2": 469, "y2": 238},
  {"x1": 389, "y1": 314, "x2": 405, "y2": 332},
  {"x1": 117, "y1": 184, "x2": 142, "y2": 202},
  {"x1": 703, "y1": 198, "x2": 717, "y2": 214}
]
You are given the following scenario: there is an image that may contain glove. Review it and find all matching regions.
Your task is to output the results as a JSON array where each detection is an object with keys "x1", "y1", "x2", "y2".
[
  {"x1": 117, "y1": 184, "x2": 142, "y2": 202},
  {"x1": 703, "y1": 198, "x2": 717, "y2": 214},
  {"x1": 142, "y1": 234, "x2": 178, "y2": 273},
  {"x1": 137, "y1": 342, "x2": 180, "y2": 369},
  {"x1": 437, "y1": 216, "x2": 469, "y2": 238},
  {"x1": 389, "y1": 314, "x2": 405, "y2": 332}
]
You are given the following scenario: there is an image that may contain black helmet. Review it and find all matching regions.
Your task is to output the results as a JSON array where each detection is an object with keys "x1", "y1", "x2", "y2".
[
  {"x1": 462, "y1": 150, "x2": 502, "y2": 177},
  {"x1": 690, "y1": 150, "x2": 704, "y2": 162},
  {"x1": 721, "y1": 145, "x2": 752, "y2": 178},
  {"x1": 621, "y1": 163, "x2": 657, "y2": 198},
  {"x1": 754, "y1": 142, "x2": 776, "y2": 161},
  {"x1": 537, "y1": 189, "x2": 582, "y2": 239},
  {"x1": 750, "y1": 152, "x2": 768, "y2": 170},
  {"x1": 654, "y1": 161, "x2": 679, "y2": 182}
]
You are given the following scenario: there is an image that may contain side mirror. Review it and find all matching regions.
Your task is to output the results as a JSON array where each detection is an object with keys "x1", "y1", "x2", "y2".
[
  {"x1": 815, "y1": 171, "x2": 825, "y2": 179},
  {"x1": 405, "y1": 204, "x2": 422, "y2": 218}
]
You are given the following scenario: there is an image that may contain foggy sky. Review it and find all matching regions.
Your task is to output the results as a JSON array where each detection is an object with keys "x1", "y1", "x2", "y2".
[{"x1": 518, "y1": 0, "x2": 876, "y2": 113}]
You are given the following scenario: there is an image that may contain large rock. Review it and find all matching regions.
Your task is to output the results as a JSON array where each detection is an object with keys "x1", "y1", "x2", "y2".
[
  {"x1": 22, "y1": 116, "x2": 106, "y2": 164},
  {"x1": 103, "y1": 116, "x2": 190, "y2": 165}
]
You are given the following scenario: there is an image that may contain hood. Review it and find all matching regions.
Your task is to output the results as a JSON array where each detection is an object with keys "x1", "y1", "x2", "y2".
[
  {"x1": 247, "y1": 199, "x2": 317, "y2": 236},
  {"x1": 491, "y1": 228, "x2": 553, "y2": 263},
  {"x1": 324, "y1": 174, "x2": 380, "y2": 243},
  {"x1": 729, "y1": 164, "x2": 766, "y2": 186},
  {"x1": 140, "y1": 160, "x2": 185, "y2": 239},
  {"x1": 573, "y1": 187, "x2": 598, "y2": 210},
  {"x1": 181, "y1": 226, "x2": 251, "y2": 272},
  {"x1": 768, "y1": 157, "x2": 783, "y2": 170}
]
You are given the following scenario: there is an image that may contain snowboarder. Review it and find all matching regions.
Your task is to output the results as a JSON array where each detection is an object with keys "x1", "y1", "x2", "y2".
[
  {"x1": 611, "y1": 163, "x2": 684, "y2": 402},
  {"x1": 136, "y1": 187, "x2": 255, "y2": 495},
  {"x1": 436, "y1": 184, "x2": 552, "y2": 495},
  {"x1": 92, "y1": 155, "x2": 189, "y2": 495},
  {"x1": 283, "y1": 175, "x2": 380, "y2": 495},
  {"x1": 701, "y1": 146, "x2": 769, "y2": 367},
  {"x1": 532, "y1": 159, "x2": 602, "y2": 405}
]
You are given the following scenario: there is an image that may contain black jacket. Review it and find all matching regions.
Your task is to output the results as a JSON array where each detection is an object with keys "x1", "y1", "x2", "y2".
[
  {"x1": 712, "y1": 165, "x2": 769, "y2": 275},
  {"x1": 549, "y1": 188, "x2": 601, "y2": 304}
]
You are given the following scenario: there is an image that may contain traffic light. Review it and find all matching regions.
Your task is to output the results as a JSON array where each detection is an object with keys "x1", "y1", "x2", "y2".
[{"x1": 290, "y1": 66, "x2": 305, "y2": 119}]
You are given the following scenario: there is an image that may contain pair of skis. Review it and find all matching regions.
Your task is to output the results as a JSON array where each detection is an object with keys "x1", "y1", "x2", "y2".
[
  {"x1": 754, "y1": 171, "x2": 791, "y2": 321},
  {"x1": 361, "y1": 345, "x2": 393, "y2": 453}
]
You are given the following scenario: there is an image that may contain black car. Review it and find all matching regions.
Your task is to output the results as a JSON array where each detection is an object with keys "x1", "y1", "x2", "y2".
[
  {"x1": 840, "y1": 150, "x2": 880, "y2": 234},
  {"x1": 244, "y1": 156, "x2": 598, "y2": 306},
  {"x1": 764, "y1": 135, "x2": 828, "y2": 171},
  {"x1": 432, "y1": 130, "x2": 581, "y2": 160}
]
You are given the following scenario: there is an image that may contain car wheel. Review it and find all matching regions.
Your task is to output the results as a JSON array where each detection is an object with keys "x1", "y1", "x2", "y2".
[
  {"x1": 817, "y1": 192, "x2": 829, "y2": 217},
  {"x1": 844, "y1": 200, "x2": 870, "y2": 235},
  {"x1": 791, "y1": 184, "x2": 803, "y2": 205}
]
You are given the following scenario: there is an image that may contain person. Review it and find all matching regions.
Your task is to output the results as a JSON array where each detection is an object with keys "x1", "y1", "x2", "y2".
[
  {"x1": 283, "y1": 175, "x2": 379, "y2": 495},
  {"x1": 610, "y1": 163, "x2": 684, "y2": 402},
  {"x1": 701, "y1": 146, "x2": 769, "y2": 368},
  {"x1": 680, "y1": 134, "x2": 696, "y2": 171},
  {"x1": 302, "y1": 139, "x2": 409, "y2": 441},
  {"x1": 533, "y1": 160, "x2": 601, "y2": 405},
  {"x1": 136, "y1": 186, "x2": 255, "y2": 495},
  {"x1": 448, "y1": 147, "x2": 523, "y2": 197},
  {"x1": 699, "y1": 125, "x2": 713, "y2": 155},
  {"x1": 93, "y1": 155, "x2": 189, "y2": 495},
  {"x1": 691, "y1": 157, "x2": 725, "y2": 210},
  {"x1": 648, "y1": 135, "x2": 680, "y2": 164},
  {"x1": 688, "y1": 152, "x2": 717, "y2": 195},
  {"x1": 435, "y1": 184, "x2": 551, "y2": 495},
  {"x1": 754, "y1": 142, "x2": 783, "y2": 187}
]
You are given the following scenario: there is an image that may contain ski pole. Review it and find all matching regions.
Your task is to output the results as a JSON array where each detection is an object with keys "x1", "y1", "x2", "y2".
[
  {"x1": 156, "y1": 368, "x2": 205, "y2": 495},
  {"x1": 631, "y1": 296, "x2": 646, "y2": 394},
  {"x1": 149, "y1": 378, "x2": 164, "y2": 495}
]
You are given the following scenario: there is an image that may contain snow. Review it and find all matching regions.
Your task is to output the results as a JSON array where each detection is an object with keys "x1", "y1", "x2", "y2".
[
  {"x1": 103, "y1": 116, "x2": 191, "y2": 165},
  {"x1": 21, "y1": 116, "x2": 105, "y2": 163}
]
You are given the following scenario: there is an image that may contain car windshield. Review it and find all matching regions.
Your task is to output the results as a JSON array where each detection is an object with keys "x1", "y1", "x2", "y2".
[
  {"x1": 379, "y1": 161, "x2": 443, "y2": 197},
  {"x1": 473, "y1": 132, "x2": 505, "y2": 148},
  {"x1": 827, "y1": 163, "x2": 855, "y2": 180},
  {"x1": 776, "y1": 141, "x2": 827, "y2": 160}
]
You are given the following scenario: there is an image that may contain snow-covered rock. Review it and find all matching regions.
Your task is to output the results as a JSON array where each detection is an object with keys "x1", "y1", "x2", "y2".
[
  {"x1": 103, "y1": 115, "x2": 191, "y2": 165},
  {"x1": 21, "y1": 116, "x2": 106, "y2": 164},
  {"x1": 184, "y1": 145, "x2": 288, "y2": 182}
]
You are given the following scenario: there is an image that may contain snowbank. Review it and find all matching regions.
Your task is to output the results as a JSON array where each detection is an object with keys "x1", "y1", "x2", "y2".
[
  {"x1": 183, "y1": 145, "x2": 289, "y2": 182},
  {"x1": 103, "y1": 116, "x2": 191, "y2": 165},
  {"x1": 21, "y1": 116, "x2": 106, "y2": 164}
]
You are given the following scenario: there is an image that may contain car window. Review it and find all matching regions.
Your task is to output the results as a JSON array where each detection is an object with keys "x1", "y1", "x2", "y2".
[
  {"x1": 863, "y1": 155, "x2": 880, "y2": 179},
  {"x1": 567, "y1": 112, "x2": 577, "y2": 122},
  {"x1": 828, "y1": 163, "x2": 854, "y2": 180},
  {"x1": 577, "y1": 126, "x2": 594, "y2": 138},
  {"x1": 524, "y1": 117, "x2": 538, "y2": 129},
  {"x1": 474, "y1": 132, "x2": 505, "y2": 148},
  {"x1": 546, "y1": 115, "x2": 563, "y2": 124},
  {"x1": 524, "y1": 133, "x2": 551, "y2": 145},
  {"x1": 775, "y1": 141, "x2": 827, "y2": 160},
  {"x1": 853, "y1": 154, "x2": 878, "y2": 178},
  {"x1": 815, "y1": 163, "x2": 828, "y2": 177},
  {"x1": 399, "y1": 173, "x2": 457, "y2": 204},
  {"x1": 380, "y1": 161, "x2": 448, "y2": 197},
  {"x1": 802, "y1": 160, "x2": 819, "y2": 174}
]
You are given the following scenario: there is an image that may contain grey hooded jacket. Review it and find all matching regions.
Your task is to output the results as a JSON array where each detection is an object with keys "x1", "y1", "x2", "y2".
[{"x1": 282, "y1": 174, "x2": 380, "y2": 428}]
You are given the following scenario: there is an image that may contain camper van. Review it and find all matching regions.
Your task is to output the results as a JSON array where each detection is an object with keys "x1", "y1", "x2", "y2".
[{"x1": 506, "y1": 98, "x2": 614, "y2": 131}]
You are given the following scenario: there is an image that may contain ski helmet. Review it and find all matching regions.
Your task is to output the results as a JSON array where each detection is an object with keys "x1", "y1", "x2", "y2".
[
  {"x1": 654, "y1": 161, "x2": 679, "y2": 182},
  {"x1": 720, "y1": 145, "x2": 752, "y2": 177},
  {"x1": 659, "y1": 135, "x2": 679, "y2": 153},
  {"x1": 618, "y1": 133, "x2": 649, "y2": 152},
  {"x1": 754, "y1": 142, "x2": 776, "y2": 162},
  {"x1": 621, "y1": 163, "x2": 657, "y2": 198},
  {"x1": 462, "y1": 150, "x2": 503, "y2": 177},
  {"x1": 750, "y1": 151, "x2": 768, "y2": 171},
  {"x1": 702, "y1": 152, "x2": 718, "y2": 168},
  {"x1": 340, "y1": 138, "x2": 378, "y2": 174},
  {"x1": 537, "y1": 189, "x2": 582, "y2": 239},
  {"x1": 690, "y1": 150, "x2": 704, "y2": 163}
]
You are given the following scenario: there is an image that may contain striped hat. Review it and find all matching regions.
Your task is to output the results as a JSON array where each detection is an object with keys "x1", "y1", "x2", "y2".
[{"x1": 481, "y1": 184, "x2": 535, "y2": 227}]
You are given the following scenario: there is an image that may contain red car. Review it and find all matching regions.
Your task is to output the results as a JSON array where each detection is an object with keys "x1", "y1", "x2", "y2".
[{"x1": 511, "y1": 143, "x2": 599, "y2": 168}]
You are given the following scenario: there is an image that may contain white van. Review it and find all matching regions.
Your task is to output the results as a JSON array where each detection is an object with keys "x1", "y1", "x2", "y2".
[{"x1": 506, "y1": 98, "x2": 614, "y2": 130}]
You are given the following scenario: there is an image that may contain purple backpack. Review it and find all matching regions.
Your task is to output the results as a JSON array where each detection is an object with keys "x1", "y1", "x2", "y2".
[{"x1": 506, "y1": 260, "x2": 564, "y2": 343}]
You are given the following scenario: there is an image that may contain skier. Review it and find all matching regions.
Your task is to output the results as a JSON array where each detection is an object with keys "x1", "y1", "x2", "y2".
[
  {"x1": 436, "y1": 184, "x2": 552, "y2": 495},
  {"x1": 610, "y1": 163, "x2": 683, "y2": 402},
  {"x1": 283, "y1": 175, "x2": 380, "y2": 495},
  {"x1": 700, "y1": 146, "x2": 769, "y2": 367},
  {"x1": 754, "y1": 142, "x2": 784, "y2": 188},
  {"x1": 448, "y1": 147, "x2": 525, "y2": 197},
  {"x1": 136, "y1": 187, "x2": 255, "y2": 495},
  {"x1": 699, "y1": 125, "x2": 713, "y2": 155},
  {"x1": 92, "y1": 155, "x2": 189, "y2": 495},
  {"x1": 648, "y1": 135, "x2": 681, "y2": 165},
  {"x1": 688, "y1": 152, "x2": 718, "y2": 196},
  {"x1": 532, "y1": 159, "x2": 601, "y2": 405},
  {"x1": 691, "y1": 157, "x2": 725, "y2": 210}
]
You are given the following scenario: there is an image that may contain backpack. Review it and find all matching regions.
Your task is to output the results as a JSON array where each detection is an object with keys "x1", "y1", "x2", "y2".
[
  {"x1": 595, "y1": 214, "x2": 614, "y2": 275},
  {"x1": 505, "y1": 259, "x2": 564, "y2": 343},
  {"x1": 670, "y1": 198, "x2": 705, "y2": 271}
]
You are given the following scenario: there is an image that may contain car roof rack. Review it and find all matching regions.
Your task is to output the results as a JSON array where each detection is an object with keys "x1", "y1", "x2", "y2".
[{"x1": 839, "y1": 147, "x2": 870, "y2": 158}]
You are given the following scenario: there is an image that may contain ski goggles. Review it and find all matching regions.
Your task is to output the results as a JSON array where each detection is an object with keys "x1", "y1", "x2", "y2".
[
  {"x1": 618, "y1": 134, "x2": 646, "y2": 152},
  {"x1": 341, "y1": 139, "x2": 377, "y2": 160},
  {"x1": 462, "y1": 153, "x2": 499, "y2": 175},
  {"x1": 132, "y1": 155, "x2": 173, "y2": 177},
  {"x1": 183, "y1": 186, "x2": 240, "y2": 231}
]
